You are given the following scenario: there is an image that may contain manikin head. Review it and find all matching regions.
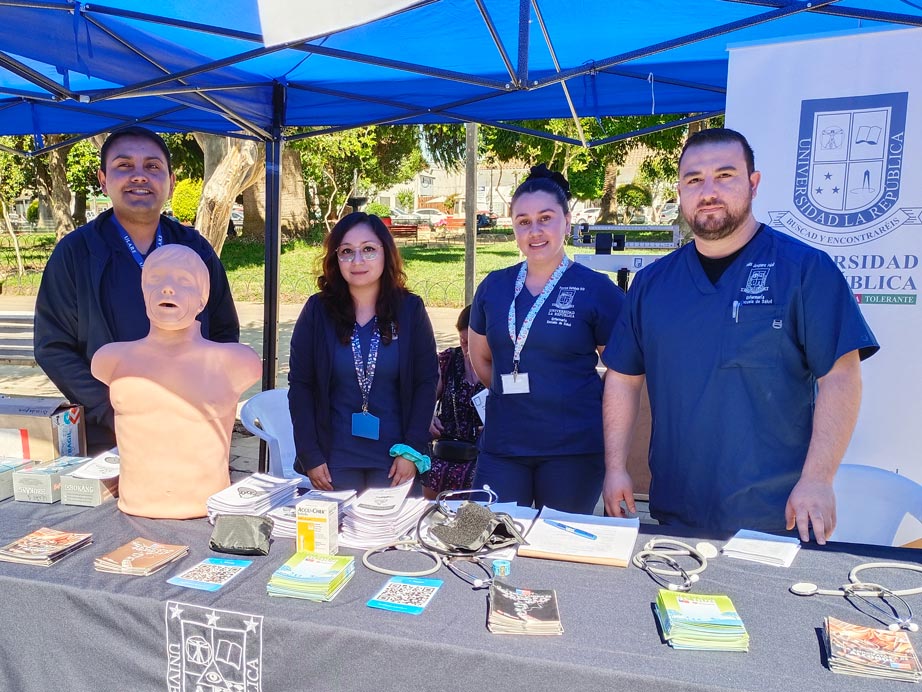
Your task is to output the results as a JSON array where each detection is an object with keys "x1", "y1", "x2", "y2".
[{"x1": 141, "y1": 245, "x2": 209, "y2": 331}]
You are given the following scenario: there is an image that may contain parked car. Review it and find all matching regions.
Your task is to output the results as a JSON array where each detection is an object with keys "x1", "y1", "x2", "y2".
[
  {"x1": 390, "y1": 208, "x2": 423, "y2": 224},
  {"x1": 413, "y1": 208, "x2": 447, "y2": 225},
  {"x1": 574, "y1": 207, "x2": 601, "y2": 225},
  {"x1": 659, "y1": 202, "x2": 679, "y2": 224}
]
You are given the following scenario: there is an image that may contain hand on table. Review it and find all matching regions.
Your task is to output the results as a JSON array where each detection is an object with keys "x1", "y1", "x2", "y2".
[
  {"x1": 603, "y1": 469, "x2": 636, "y2": 518},
  {"x1": 785, "y1": 477, "x2": 836, "y2": 544}
]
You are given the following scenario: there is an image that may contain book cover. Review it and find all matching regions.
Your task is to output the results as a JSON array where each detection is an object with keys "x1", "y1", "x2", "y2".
[
  {"x1": 94, "y1": 537, "x2": 188, "y2": 575},
  {"x1": 0, "y1": 526, "x2": 92, "y2": 565},
  {"x1": 825, "y1": 617, "x2": 922, "y2": 681},
  {"x1": 487, "y1": 580, "x2": 563, "y2": 635}
]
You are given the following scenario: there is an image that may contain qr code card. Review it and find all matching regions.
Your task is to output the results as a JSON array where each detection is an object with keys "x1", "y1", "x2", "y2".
[
  {"x1": 167, "y1": 557, "x2": 253, "y2": 592},
  {"x1": 367, "y1": 576, "x2": 443, "y2": 615}
]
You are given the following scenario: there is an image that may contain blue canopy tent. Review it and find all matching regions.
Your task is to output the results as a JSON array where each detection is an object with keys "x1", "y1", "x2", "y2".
[{"x1": 1, "y1": 0, "x2": 920, "y2": 452}]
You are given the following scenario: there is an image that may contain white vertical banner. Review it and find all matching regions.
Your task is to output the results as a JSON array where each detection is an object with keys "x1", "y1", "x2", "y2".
[{"x1": 726, "y1": 28, "x2": 922, "y2": 538}]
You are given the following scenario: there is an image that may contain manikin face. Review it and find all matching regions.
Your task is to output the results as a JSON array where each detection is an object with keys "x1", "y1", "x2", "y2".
[
  {"x1": 511, "y1": 190, "x2": 570, "y2": 266},
  {"x1": 678, "y1": 140, "x2": 761, "y2": 242},
  {"x1": 98, "y1": 135, "x2": 175, "y2": 224},
  {"x1": 141, "y1": 246, "x2": 208, "y2": 330},
  {"x1": 337, "y1": 224, "x2": 385, "y2": 291}
]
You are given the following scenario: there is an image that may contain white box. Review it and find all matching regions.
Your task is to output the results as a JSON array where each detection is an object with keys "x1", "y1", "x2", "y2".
[{"x1": 296, "y1": 499, "x2": 339, "y2": 554}]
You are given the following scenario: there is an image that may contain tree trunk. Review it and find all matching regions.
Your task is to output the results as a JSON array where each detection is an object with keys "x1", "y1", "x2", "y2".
[
  {"x1": 0, "y1": 200, "x2": 24, "y2": 277},
  {"x1": 240, "y1": 148, "x2": 311, "y2": 239},
  {"x1": 72, "y1": 192, "x2": 87, "y2": 227},
  {"x1": 33, "y1": 135, "x2": 75, "y2": 240},
  {"x1": 596, "y1": 161, "x2": 619, "y2": 224},
  {"x1": 192, "y1": 135, "x2": 264, "y2": 256}
]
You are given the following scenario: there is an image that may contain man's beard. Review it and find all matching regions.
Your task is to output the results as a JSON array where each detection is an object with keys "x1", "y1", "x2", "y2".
[{"x1": 687, "y1": 196, "x2": 752, "y2": 241}]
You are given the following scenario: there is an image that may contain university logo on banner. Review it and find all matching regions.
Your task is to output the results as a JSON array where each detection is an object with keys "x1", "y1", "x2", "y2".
[
  {"x1": 770, "y1": 92, "x2": 921, "y2": 247},
  {"x1": 166, "y1": 601, "x2": 263, "y2": 692}
]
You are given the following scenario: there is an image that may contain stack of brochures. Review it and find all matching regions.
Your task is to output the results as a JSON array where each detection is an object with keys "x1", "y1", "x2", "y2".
[
  {"x1": 825, "y1": 617, "x2": 922, "y2": 682},
  {"x1": 0, "y1": 527, "x2": 93, "y2": 566},
  {"x1": 654, "y1": 589, "x2": 749, "y2": 651},
  {"x1": 94, "y1": 537, "x2": 189, "y2": 576},
  {"x1": 339, "y1": 481, "x2": 428, "y2": 549},
  {"x1": 267, "y1": 489, "x2": 356, "y2": 539},
  {"x1": 487, "y1": 581, "x2": 563, "y2": 635},
  {"x1": 206, "y1": 473, "x2": 301, "y2": 522},
  {"x1": 267, "y1": 552, "x2": 355, "y2": 602},
  {"x1": 721, "y1": 529, "x2": 801, "y2": 567}
]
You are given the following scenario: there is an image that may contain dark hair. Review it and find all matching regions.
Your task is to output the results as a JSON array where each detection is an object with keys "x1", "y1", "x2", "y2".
[
  {"x1": 318, "y1": 212, "x2": 407, "y2": 345},
  {"x1": 511, "y1": 163, "x2": 572, "y2": 215},
  {"x1": 679, "y1": 127, "x2": 755, "y2": 176},
  {"x1": 455, "y1": 304, "x2": 472, "y2": 332},
  {"x1": 100, "y1": 126, "x2": 172, "y2": 174}
]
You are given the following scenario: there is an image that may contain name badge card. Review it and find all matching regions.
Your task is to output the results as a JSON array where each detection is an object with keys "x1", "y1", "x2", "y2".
[
  {"x1": 501, "y1": 372, "x2": 530, "y2": 394},
  {"x1": 352, "y1": 412, "x2": 380, "y2": 440}
]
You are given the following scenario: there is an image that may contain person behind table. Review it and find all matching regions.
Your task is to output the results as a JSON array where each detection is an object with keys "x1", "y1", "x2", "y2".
[
  {"x1": 601, "y1": 127, "x2": 879, "y2": 542},
  {"x1": 34, "y1": 126, "x2": 239, "y2": 452},
  {"x1": 422, "y1": 305, "x2": 486, "y2": 500},
  {"x1": 288, "y1": 212, "x2": 438, "y2": 494},
  {"x1": 467, "y1": 165, "x2": 626, "y2": 514}
]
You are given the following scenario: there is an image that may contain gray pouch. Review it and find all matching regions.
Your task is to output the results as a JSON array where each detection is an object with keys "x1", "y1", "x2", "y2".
[{"x1": 209, "y1": 514, "x2": 274, "y2": 556}]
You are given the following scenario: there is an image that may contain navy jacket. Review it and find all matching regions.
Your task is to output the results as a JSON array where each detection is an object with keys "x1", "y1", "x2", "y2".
[
  {"x1": 34, "y1": 210, "x2": 240, "y2": 450},
  {"x1": 288, "y1": 292, "x2": 439, "y2": 474}
]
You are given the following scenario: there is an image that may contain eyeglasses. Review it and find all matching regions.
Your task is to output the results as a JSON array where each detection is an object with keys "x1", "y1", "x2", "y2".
[{"x1": 336, "y1": 243, "x2": 382, "y2": 263}]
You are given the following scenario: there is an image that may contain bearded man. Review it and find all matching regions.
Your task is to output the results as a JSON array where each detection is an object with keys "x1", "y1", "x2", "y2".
[{"x1": 600, "y1": 128, "x2": 878, "y2": 541}]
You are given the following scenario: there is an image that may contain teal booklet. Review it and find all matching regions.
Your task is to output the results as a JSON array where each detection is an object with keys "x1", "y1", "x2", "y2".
[
  {"x1": 366, "y1": 576, "x2": 443, "y2": 615},
  {"x1": 167, "y1": 557, "x2": 252, "y2": 592}
]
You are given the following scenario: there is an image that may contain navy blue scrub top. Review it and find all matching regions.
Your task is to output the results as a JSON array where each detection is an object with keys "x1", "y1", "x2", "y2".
[
  {"x1": 470, "y1": 261, "x2": 624, "y2": 458},
  {"x1": 328, "y1": 319, "x2": 402, "y2": 470}
]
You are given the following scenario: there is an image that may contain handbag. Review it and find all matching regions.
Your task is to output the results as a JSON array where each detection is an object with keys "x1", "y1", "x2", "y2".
[
  {"x1": 209, "y1": 514, "x2": 274, "y2": 556},
  {"x1": 430, "y1": 438, "x2": 478, "y2": 462}
]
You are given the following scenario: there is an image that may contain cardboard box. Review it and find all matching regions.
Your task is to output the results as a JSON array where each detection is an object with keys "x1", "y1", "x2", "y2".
[
  {"x1": 0, "y1": 457, "x2": 32, "y2": 501},
  {"x1": 0, "y1": 397, "x2": 85, "y2": 462},
  {"x1": 296, "y1": 499, "x2": 339, "y2": 554},
  {"x1": 13, "y1": 456, "x2": 90, "y2": 504},
  {"x1": 61, "y1": 450, "x2": 120, "y2": 507}
]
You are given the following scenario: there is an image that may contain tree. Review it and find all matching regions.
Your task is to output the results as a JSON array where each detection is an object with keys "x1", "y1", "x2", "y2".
[
  {"x1": 396, "y1": 188, "x2": 415, "y2": 211},
  {"x1": 33, "y1": 134, "x2": 76, "y2": 239},
  {"x1": 171, "y1": 179, "x2": 203, "y2": 223},
  {"x1": 615, "y1": 184, "x2": 652, "y2": 223},
  {"x1": 66, "y1": 139, "x2": 102, "y2": 226},
  {"x1": 0, "y1": 136, "x2": 28, "y2": 276}
]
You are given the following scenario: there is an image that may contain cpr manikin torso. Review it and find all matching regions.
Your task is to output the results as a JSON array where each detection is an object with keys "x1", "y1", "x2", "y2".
[{"x1": 92, "y1": 244, "x2": 261, "y2": 518}]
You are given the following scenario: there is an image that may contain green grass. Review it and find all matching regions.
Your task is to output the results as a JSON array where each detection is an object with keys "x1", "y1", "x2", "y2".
[{"x1": 221, "y1": 236, "x2": 522, "y2": 306}]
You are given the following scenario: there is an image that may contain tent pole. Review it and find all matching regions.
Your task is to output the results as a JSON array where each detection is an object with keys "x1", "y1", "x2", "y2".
[
  {"x1": 258, "y1": 82, "x2": 285, "y2": 473},
  {"x1": 464, "y1": 122, "x2": 477, "y2": 305}
]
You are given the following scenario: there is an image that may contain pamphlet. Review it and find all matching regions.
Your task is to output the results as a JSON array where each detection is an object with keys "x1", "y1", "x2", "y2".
[
  {"x1": 94, "y1": 537, "x2": 188, "y2": 576},
  {"x1": 167, "y1": 557, "x2": 252, "y2": 592},
  {"x1": 722, "y1": 529, "x2": 801, "y2": 567},
  {"x1": 70, "y1": 448, "x2": 120, "y2": 480},
  {"x1": 0, "y1": 526, "x2": 92, "y2": 566},
  {"x1": 366, "y1": 575, "x2": 443, "y2": 615},
  {"x1": 487, "y1": 580, "x2": 563, "y2": 635},
  {"x1": 518, "y1": 506, "x2": 639, "y2": 567},
  {"x1": 825, "y1": 616, "x2": 922, "y2": 682},
  {"x1": 654, "y1": 589, "x2": 749, "y2": 652},
  {"x1": 268, "y1": 552, "x2": 355, "y2": 602}
]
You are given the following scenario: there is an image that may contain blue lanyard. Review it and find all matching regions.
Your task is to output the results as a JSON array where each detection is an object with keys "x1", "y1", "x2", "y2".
[
  {"x1": 115, "y1": 218, "x2": 163, "y2": 269},
  {"x1": 351, "y1": 318, "x2": 381, "y2": 413},
  {"x1": 507, "y1": 256, "x2": 570, "y2": 372}
]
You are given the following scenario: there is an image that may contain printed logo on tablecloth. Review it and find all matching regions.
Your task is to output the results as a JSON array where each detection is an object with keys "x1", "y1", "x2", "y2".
[
  {"x1": 166, "y1": 601, "x2": 263, "y2": 692},
  {"x1": 770, "y1": 91, "x2": 919, "y2": 247}
]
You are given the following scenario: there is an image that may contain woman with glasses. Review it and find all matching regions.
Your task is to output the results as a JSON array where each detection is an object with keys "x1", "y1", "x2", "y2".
[
  {"x1": 468, "y1": 165, "x2": 625, "y2": 514},
  {"x1": 288, "y1": 212, "x2": 438, "y2": 494}
]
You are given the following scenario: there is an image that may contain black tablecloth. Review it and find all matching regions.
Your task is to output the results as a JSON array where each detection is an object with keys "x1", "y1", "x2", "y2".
[{"x1": 0, "y1": 497, "x2": 919, "y2": 691}]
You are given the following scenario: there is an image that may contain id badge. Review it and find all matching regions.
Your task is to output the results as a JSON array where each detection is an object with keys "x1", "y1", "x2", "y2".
[
  {"x1": 501, "y1": 372, "x2": 530, "y2": 394},
  {"x1": 352, "y1": 412, "x2": 380, "y2": 440}
]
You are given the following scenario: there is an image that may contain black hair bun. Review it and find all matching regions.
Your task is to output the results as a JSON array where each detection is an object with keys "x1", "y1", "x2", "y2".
[{"x1": 526, "y1": 163, "x2": 572, "y2": 200}]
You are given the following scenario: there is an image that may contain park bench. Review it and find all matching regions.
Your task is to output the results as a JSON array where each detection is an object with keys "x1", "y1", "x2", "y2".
[
  {"x1": 0, "y1": 312, "x2": 36, "y2": 366},
  {"x1": 388, "y1": 223, "x2": 420, "y2": 241}
]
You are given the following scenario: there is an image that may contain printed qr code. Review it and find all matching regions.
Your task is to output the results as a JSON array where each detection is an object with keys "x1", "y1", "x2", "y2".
[
  {"x1": 375, "y1": 582, "x2": 439, "y2": 607},
  {"x1": 179, "y1": 563, "x2": 245, "y2": 584}
]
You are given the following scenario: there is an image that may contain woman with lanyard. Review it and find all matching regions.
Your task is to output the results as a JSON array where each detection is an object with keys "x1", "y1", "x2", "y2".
[
  {"x1": 468, "y1": 165, "x2": 625, "y2": 513},
  {"x1": 288, "y1": 212, "x2": 438, "y2": 494}
]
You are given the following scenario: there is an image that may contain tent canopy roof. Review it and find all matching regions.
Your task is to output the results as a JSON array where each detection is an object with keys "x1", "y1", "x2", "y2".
[{"x1": 1, "y1": 0, "x2": 921, "y2": 146}]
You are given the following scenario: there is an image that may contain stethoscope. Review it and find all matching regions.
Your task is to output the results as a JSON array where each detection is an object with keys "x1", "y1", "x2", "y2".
[
  {"x1": 631, "y1": 538, "x2": 718, "y2": 592},
  {"x1": 791, "y1": 562, "x2": 922, "y2": 632},
  {"x1": 444, "y1": 556, "x2": 494, "y2": 589}
]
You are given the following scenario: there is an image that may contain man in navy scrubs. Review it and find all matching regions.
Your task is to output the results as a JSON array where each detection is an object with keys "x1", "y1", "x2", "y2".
[
  {"x1": 35, "y1": 126, "x2": 239, "y2": 452},
  {"x1": 601, "y1": 128, "x2": 878, "y2": 542}
]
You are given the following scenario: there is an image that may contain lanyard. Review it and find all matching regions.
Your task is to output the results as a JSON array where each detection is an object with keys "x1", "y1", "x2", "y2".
[
  {"x1": 115, "y1": 218, "x2": 163, "y2": 269},
  {"x1": 507, "y1": 256, "x2": 570, "y2": 372},
  {"x1": 351, "y1": 318, "x2": 381, "y2": 413}
]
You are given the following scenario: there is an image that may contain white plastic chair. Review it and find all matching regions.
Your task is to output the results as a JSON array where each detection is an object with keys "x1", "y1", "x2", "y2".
[
  {"x1": 830, "y1": 464, "x2": 922, "y2": 547},
  {"x1": 239, "y1": 387, "x2": 310, "y2": 488}
]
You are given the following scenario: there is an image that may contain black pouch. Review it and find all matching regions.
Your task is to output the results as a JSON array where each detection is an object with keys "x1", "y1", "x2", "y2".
[
  {"x1": 427, "y1": 502, "x2": 525, "y2": 554},
  {"x1": 431, "y1": 438, "x2": 479, "y2": 463},
  {"x1": 209, "y1": 514, "x2": 274, "y2": 556}
]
